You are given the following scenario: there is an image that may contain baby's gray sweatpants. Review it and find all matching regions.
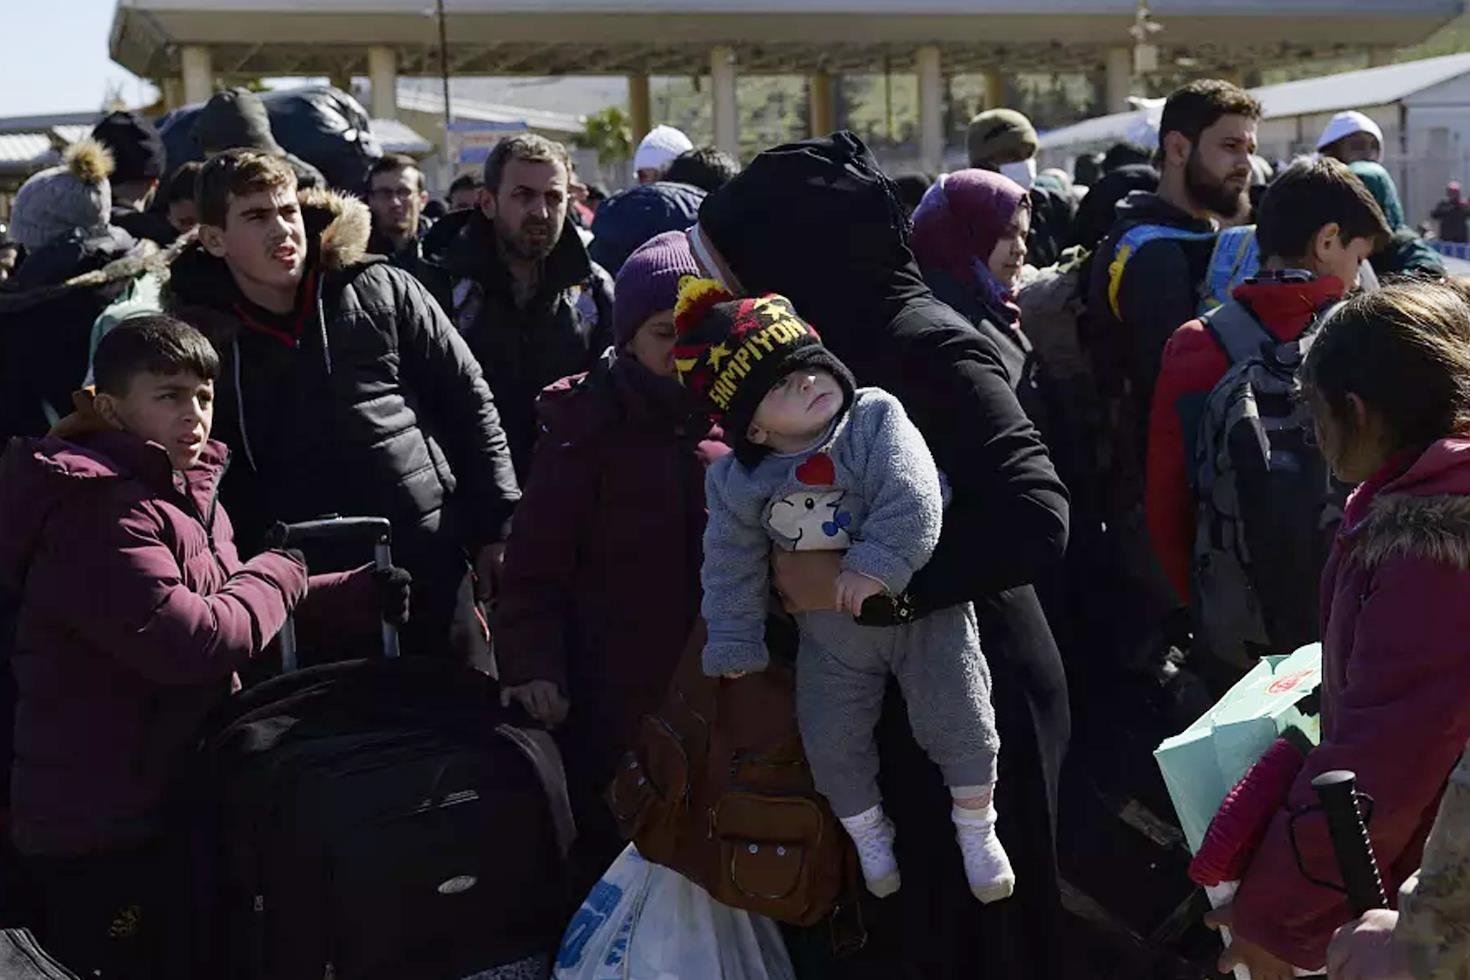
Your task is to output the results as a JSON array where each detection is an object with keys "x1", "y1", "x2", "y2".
[{"x1": 794, "y1": 602, "x2": 999, "y2": 819}]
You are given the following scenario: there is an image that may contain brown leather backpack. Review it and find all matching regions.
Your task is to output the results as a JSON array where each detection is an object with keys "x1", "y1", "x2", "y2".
[{"x1": 609, "y1": 619, "x2": 856, "y2": 927}]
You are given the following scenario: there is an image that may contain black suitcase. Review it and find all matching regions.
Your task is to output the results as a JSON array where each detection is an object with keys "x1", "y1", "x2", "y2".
[{"x1": 195, "y1": 519, "x2": 573, "y2": 980}]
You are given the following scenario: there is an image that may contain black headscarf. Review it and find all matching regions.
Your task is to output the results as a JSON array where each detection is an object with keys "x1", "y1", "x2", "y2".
[
  {"x1": 1067, "y1": 163, "x2": 1158, "y2": 252},
  {"x1": 696, "y1": 132, "x2": 929, "y2": 343}
]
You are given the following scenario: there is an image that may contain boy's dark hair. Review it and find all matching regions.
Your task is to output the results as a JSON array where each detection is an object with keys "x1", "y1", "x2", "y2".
[
  {"x1": 1157, "y1": 79, "x2": 1263, "y2": 162},
  {"x1": 1256, "y1": 158, "x2": 1391, "y2": 262},
  {"x1": 585, "y1": 183, "x2": 609, "y2": 205},
  {"x1": 197, "y1": 149, "x2": 296, "y2": 228},
  {"x1": 162, "y1": 161, "x2": 203, "y2": 209},
  {"x1": 94, "y1": 315, "x2": 220, "y2": 396},
  {"x1": 664, "y1": 146, "x2": 741, "y2": 194},
  {"x1": 447, "y1": 172, "x2": 481, "y2": 198},
  {"x1": 368, "y1": 153, "x2": 425, "y2": 192},
  {"x1": 1300, "y1": 280, "x2": 1470, "y2": 451},
  {"x1": 482, "y1": 134, "x2": 570, "y2": 195}
]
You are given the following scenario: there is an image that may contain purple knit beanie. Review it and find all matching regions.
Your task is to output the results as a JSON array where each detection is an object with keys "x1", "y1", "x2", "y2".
[{"x1": 613, "y1": 230, "x2": 702, "y2": 348}]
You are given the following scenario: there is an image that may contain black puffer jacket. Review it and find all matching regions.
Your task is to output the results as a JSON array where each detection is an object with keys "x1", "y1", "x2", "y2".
[
  {"x1": 418, "y1": 209, "x2": 613, "y2": 481},
  {"x1": 165, "y1": 189, "x2": 519, "y2": 558},
  {"x1": 699, "y1": 132, "x2": 1071, "y2": 979}
]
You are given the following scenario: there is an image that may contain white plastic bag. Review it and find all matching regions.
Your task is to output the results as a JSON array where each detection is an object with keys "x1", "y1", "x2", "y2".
[{"x1": 554, "y1": 845, "x2": 797, "y2": 980}]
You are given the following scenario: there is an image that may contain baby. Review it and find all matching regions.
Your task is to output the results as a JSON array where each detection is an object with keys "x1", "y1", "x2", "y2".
[{"x1": 674, "y1": 279, "x2": 1013, "y2": 902}]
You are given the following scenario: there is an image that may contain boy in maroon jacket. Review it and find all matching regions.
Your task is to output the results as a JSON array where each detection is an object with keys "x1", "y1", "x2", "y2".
[{"x1": 0, "y1": 316, "x2": 407, "y2": 978}]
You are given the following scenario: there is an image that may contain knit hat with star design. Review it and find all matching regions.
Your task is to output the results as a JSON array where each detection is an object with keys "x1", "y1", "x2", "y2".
[{"x1": 673, "y1": 277, "x2": 855, "y2": 466}]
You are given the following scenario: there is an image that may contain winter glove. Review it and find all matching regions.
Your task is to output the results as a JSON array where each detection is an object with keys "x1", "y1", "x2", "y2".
[{"x1": 371, "y1": 565, "x2": 413, "y2": 627}]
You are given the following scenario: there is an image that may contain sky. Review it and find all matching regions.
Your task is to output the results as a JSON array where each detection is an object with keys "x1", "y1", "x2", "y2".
[{"x1": 0, "y1": 0, "x2": 157, "y2": 117}]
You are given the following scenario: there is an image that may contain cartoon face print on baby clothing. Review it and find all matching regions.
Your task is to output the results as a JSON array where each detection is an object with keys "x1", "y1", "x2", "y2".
[{"x1": 767, "y1": 452, "x2": 855, "y2": 551}]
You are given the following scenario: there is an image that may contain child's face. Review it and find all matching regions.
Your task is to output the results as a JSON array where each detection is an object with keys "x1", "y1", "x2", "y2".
[
  {"x1": 1307, "y1": 387, "x2": 1393, "y2": 484},
  {"x1": 626, "y1": 310, "x2": 678, "y2": 378},
  {"x1": 199, "y1": 185, "x2": 307, "y2": 309},
  {"x1": 100, "y1": 371, "x2": 215, "y2": 472},
  {"x1": 748, "y1": 368, "x2": 843, "y2": 449}
]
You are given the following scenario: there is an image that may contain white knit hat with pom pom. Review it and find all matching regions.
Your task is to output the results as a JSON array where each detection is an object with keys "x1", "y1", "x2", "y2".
[{"x1": 9, "y1": 139, "x2": 115, "y2": 250}]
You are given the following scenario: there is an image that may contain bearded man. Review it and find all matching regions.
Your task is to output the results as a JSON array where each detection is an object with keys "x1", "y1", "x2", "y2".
[{"x1": 420, "y1": 134, "x2": 613, "y2": 481}]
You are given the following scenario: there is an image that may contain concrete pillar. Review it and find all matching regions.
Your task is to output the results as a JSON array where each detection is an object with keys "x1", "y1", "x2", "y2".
[
  {"x1": 809, "y1": 70, "x2": 836, "y2": 137},
  {"x1": 628, "y1": 73, "x2": 651, "y2": 143},
  {"x1": 1105, "y1": 45, "x2": 1133, "y2": 114},
  {"x1": 1367, "y1": 47, "x2": 1396, "y2": 68},
  {"x1": 180, "y1": 45, "x2": 214, "y2": 106},
  {"x1": 160, "y1": 78, "x2": 185, "y2": 112},
  {"x1": 917, "y1": 45, "x2": 944, "y2": 173},
  {"x1": 710, "y1": 46, "x2": 739, "y2": 158},
  {"x1": 368, "y1": 45, "x2": 398, "y2": 120},
  {"x1": 982, "y1": 68, "x2": 1005, "y2": 110}
]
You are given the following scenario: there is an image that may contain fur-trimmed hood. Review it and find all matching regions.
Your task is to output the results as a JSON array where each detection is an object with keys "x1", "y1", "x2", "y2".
[
  {"x1": 1348, "y1": 438, "x2": 1470, "y2": 570},
  {"x1": 0, "y1": 229, "x2": 180, "y2": 315},
  {"x1": 164, "y1": 187, "x2": 373, "y2": 321}
]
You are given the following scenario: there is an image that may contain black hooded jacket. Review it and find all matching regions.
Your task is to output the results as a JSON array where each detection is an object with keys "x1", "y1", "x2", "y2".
[
  {"x1": 418, "y1": 209, "x2": 614, "y2": 481},
  {"x1": 698, "y1": 133, "x2": 1069, "y2": 615},
  {"x1": 165, "y1": 189, "x2": 519, "y2": 559},
  {"x1": 0, "y1": 227, "x2": 144, "y2": 442}
]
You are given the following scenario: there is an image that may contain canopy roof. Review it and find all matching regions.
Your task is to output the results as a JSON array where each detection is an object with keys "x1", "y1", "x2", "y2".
[{"x1": 112, "y1": 0, "x2": 1465, "y2": 79}]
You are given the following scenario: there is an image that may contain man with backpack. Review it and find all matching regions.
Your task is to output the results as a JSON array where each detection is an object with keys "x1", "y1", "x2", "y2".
[
  {"x1": 1146, "y1": 158, "x2": 1390, "y2": 675},
  {"x1": 1086, "y1": 79, "x2": 1262, "y2": 419}
]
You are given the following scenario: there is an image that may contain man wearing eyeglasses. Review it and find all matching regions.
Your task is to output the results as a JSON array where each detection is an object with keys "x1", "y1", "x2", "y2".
[{"x1": 366, "y1": 153, "x2": 434, "y2": 270}]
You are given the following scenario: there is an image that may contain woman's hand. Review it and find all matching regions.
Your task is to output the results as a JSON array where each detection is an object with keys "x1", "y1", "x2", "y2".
[
  {"x1": 834, "y1": 570, "x2": 886, "y2": 617},
  {"x1": 1327, "y1": 910, "x2": 1411, "y2": 980},
  {"x1": 771, "y1": 550, "x2": 841, "y2": 613},
  {"x1": 1206, "y1": 904, "x2": 1299, "y2": 980}
]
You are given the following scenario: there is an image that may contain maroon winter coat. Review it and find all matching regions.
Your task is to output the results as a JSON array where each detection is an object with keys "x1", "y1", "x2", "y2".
[
  {"x1": 1232, "y1": 438, "x2": 1470, "y2": 968},
  {"x1": 496, "y1": 354, "x2": 726, "y2": 774},
  {"x1": 0, "y1": 428, "x2": 364, "y2": 856}
]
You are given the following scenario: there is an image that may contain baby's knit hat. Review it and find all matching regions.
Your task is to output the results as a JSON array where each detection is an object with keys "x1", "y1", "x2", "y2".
[
  {"x1": 673, "y1": 277, "x2": 854, "y2": 464},
  {"x1": 8, "y1": 139, "x2": 114, "y2": 251}
]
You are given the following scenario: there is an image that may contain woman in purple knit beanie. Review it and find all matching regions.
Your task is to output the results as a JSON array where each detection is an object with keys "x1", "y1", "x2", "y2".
[{"x1": 495, "y1": 230, "x2": 729, "y2": 892}]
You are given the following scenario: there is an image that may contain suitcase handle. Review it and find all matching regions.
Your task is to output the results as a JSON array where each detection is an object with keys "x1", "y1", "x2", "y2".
[
  {"x1": 264, "y1": 517, "x2": 399, "y2": 671},
  {"x1": 1287, "y1": 769, "x2": 1388, "y2": 917}
]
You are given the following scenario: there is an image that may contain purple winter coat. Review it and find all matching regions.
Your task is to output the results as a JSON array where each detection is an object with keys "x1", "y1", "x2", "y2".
[
  {"x1": 1233, "y1": 438, "x2": 1470, "y2": 968},
  {"x1": 0, "y1": 429, "x2": 336, "y2": 856},
  {"x1": 495, "y1": 354, "x2": 726, "y2": 776}
]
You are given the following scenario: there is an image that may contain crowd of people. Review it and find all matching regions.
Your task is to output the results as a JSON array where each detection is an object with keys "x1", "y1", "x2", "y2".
[{"x1": 0, "y1": 76, "x2": 1469, "y2": 980}]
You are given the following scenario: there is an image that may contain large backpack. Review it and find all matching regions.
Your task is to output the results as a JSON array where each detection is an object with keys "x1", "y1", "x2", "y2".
[
  {"x1": 1190, "y1": 300, "x2": 1347, "y2": 670},
  {"x1": 194, "y1": 658, "x2": 574, "y2": 980}
]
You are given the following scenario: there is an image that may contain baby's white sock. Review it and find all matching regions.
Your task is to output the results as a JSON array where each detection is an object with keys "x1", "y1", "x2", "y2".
[
  {"x1": 839, "y1": 804, "x2": 900, "y2": 898},
  {"x1": 952, "y1": 802, "x2": 1015, "y2": 904}
]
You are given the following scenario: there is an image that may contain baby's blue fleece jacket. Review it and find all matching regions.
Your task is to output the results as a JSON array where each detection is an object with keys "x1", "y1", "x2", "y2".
[{"x1": 700, "y1": 387, "x2": 944, "y2": 676}]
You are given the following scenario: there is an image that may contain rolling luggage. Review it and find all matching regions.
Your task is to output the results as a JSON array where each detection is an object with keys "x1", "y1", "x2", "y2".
[{"x1": 195, "y1": 519, "x2": 573, "y2": 980}]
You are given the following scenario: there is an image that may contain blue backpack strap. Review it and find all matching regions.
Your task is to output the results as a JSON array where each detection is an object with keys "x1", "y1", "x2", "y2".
[
  {"x1": 1202, "y1": 225, "x2": 1260, "y2": 313},
  {"x1": 1106, "y1": 223, "x2": 1218, "y2": 320}
]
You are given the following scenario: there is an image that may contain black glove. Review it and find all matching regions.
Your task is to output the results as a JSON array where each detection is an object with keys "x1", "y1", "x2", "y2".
[{"x1": 371, "y1": 565, "x2": 413, "y2": 626}]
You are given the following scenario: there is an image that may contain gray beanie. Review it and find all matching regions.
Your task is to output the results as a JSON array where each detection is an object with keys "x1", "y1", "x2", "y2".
[{"x1": 8, "y1": 139, "x2": 114, "y2": 251}]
